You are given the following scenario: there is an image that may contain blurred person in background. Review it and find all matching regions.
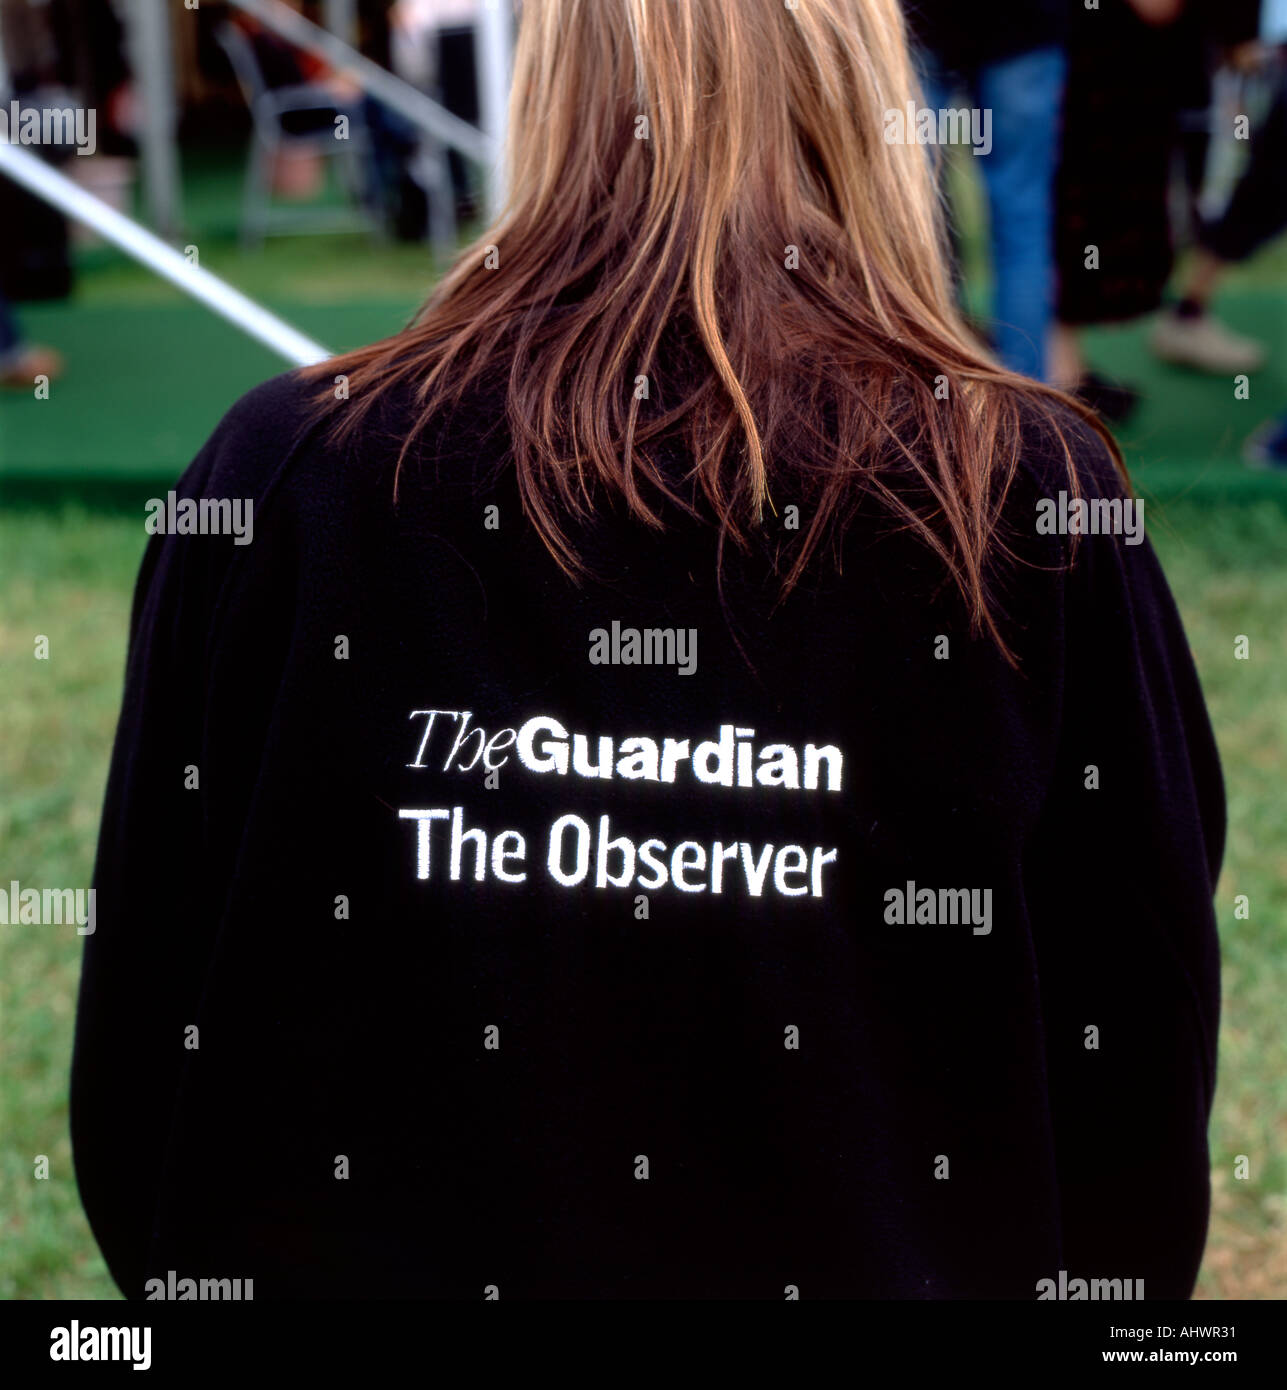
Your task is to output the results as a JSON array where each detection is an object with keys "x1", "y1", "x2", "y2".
[
  {"x1": 228, "y1": 0, "x2": 440, "y2": 237},
  {"x1": 0, "y1": 288, "x2": 62, "y2": 387},
  {"x1": 0, "y1": 0, "x2": 68, "y2": 383},
  {"x1": 1151, "y1": 0, "x2": 1287, "y2": 374},
  {"x1": 903, "y1": 0, "x2": 1067, "y2": 381},
  {"x1": 391, "y1": 0, "x2": 481, "y2": 221},
  {"x1": 1051, "y1": 0, "x2": 1191, "y2": 422},
  {"x1": 229, "y1": 1, "x2": 364, "y2": 200}
]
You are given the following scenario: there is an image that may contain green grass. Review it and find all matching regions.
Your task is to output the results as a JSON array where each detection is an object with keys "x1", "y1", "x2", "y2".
[
  {"x1": 1150, "y1": 504, "x2": 1287, "y2": 1300},
  {"x1": 0, "y1": 515, "x2": 144, "y2": 1299},
  {"x1": 1, "y1": 143, "x2": 1285, "y2": 1300}
]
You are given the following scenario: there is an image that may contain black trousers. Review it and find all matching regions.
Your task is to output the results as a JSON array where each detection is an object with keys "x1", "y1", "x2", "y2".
[{"x1": 437, "y1": 25, "x2": 480, "y2": 211}]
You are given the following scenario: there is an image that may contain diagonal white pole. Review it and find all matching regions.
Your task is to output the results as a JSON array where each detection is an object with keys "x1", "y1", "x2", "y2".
[{"x1": 0, "y1": 142, "x2": 331, "y2": 367}]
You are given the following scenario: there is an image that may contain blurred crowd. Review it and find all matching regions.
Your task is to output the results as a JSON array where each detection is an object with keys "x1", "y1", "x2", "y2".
[
  {"x1": 1, "y1": 0, "x2": 1286, "y2": 465},
  {"x1": 0, "y1": 0, "x2": 487, "y2": 386},
  {"x1": 906, "y1": 0, "x2": 1287, "y2": 464}
]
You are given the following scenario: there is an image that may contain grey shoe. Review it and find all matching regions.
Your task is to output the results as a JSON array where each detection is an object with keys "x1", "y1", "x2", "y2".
[{"x1": 1149, "y1": 310, "x2": 1266, "y2": 374}]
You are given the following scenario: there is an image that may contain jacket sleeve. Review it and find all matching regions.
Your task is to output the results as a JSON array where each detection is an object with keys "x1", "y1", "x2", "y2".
[
  {"x1": 1022, "y1": 444, "x2": 1225, "y2": 1298},
  {"x1": 69, "y1": 374, "x2": 310, "y2": 1297},
  {"x1": 68, "y1": 442, "x2": 231, "y2": 1297}
]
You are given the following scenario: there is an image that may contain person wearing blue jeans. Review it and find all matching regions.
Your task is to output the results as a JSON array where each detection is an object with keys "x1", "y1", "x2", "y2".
[
  {"x1": 903, "y1": 1, "x2": 1068, "y2": 381},
  {"x1": 920, "y1": 47, "x2": 1066, "y2": 381}
]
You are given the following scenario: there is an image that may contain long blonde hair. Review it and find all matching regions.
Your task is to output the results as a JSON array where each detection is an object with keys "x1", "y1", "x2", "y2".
[{"x1": 312, "y1": 0, "x2": 1120, "y2": 656}]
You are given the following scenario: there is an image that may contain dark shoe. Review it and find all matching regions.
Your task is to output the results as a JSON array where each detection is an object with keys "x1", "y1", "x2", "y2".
[{"x1": 1073, "y1": 370, "x2": 1140, "y2": 425}]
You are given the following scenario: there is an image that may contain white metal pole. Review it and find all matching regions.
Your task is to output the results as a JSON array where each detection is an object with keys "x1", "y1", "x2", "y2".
[
  {"x1": 0, "y1": 142, "x2": 331, "y2": 367},
  {"x1": 128, "y1": 0, "x2": 183, "y2": 238},
  {"x1": 476, "y1": 0, "x2": 514, "y2": 219},
  {"x1": 322, "y1": 0, "x2": 358, "y2": 44}
]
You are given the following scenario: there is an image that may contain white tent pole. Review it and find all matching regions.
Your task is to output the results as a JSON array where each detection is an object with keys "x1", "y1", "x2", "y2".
[
  {"x1": 127, "y1": 0, "x2": 182, "y2": 238},
  {"x1": 476, "y1": 0, "x2": 514, "y2": 219},
  {"x1": 322, "y1": 0, "x2": 358, "y2": 45},
  {"x1": 0, "y1": 142, "x2": 331, "y2": 367}
]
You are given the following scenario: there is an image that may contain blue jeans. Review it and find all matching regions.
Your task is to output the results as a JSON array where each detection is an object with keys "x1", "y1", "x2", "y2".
[{"x1": 922, "y1": 46, "x2": 1066, "y2": 381}]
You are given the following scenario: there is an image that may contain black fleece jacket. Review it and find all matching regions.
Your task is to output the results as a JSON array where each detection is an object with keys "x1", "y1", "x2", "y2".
[{"x1": 71, "y1": 371, "x2": 1223, "y2": 1300}]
